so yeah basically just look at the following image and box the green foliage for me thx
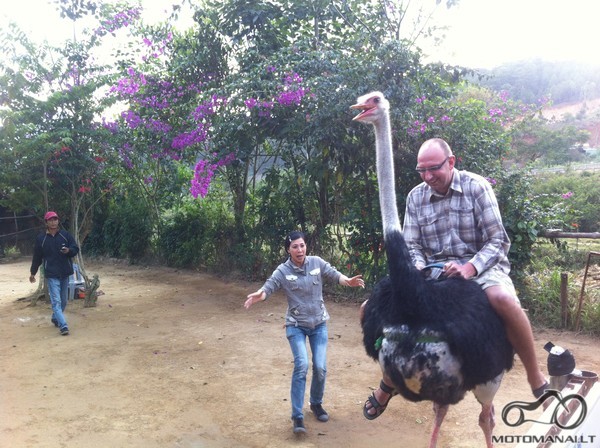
[0,2,124,254]
[343,202,388,284]
[522,269,566,328]
[511,119,591,165]
[488,166,595,281]
[161,192,236,269]
[161,201,209,268]
[3,0,599,341]
[251,168,306,261]
[87,192,153,262]
[491,170,543,279]
[531,171,600,232]
[520,242,600,335]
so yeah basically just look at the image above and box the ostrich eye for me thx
[373,97,380,104]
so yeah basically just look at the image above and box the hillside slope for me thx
[542,98,600,147]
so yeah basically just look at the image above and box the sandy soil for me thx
[1,257,599,448]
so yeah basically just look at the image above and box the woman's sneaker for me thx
[292,417,306,434]
[310,404,329,422]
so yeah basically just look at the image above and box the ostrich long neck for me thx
[374,112,401,236]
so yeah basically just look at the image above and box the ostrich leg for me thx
[479,402,496,448]
[474,374,503,448]
[429,402,449,448]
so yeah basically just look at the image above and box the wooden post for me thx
[575,251,600,331]
[560,273,568,328]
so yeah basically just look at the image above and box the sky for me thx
[424,0,600,68]
[1,0,599,69]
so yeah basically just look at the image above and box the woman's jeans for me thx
[286,322,328,419]
[47,276,69,329]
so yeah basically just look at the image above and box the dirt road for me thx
[1,257,599,447]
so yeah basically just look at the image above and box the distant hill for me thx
[472,59,600,106]
[476,58,600,149]
[542,98,600,147]
[542,98,600,121]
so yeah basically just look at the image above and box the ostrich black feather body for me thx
[362,230,514,405]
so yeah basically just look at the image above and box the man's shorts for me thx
[473,265,520,305]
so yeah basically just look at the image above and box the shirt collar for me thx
[449,168,463,193]
[286,256,307,273]
[427,168,462,200]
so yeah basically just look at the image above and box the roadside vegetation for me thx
[1,0,598,333]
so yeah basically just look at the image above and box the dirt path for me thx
[1,257,599,448]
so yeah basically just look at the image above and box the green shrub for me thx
[104,194,153,261]
[531,171,600,233]
[520,241,600,335]
[492,169,547,279]
[161,194,236,270]
[83,192,153,262]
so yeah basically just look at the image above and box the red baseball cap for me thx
[44,211,59,221]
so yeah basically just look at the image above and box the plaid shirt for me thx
[403,169,511,276]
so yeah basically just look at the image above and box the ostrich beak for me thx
[350,103,373,121]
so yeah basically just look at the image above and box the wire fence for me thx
[0,214,40,256]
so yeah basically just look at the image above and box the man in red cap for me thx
[30,211,79,335]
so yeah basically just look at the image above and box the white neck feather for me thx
[373,111,401,236]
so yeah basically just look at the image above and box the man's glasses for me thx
[415,157,449,174]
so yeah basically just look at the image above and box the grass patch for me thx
[519,239,600,335]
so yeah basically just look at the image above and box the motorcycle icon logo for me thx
[502,389,587,430]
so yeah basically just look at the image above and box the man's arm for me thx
[468,180,511,275]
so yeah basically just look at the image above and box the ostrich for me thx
[351,91,514,448]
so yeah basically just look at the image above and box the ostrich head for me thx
[350,90,400,235]
[351,91,389,123]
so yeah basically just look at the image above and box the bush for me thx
[520,241,600,335]
[531,171,600,233]
[491,169,548,279]
[83,192,153,262]
[104,194,153,261]
[161,194,236,270]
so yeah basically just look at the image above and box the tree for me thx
[2,0,557,284]
[0,2,137,286]
[512,119,591,165]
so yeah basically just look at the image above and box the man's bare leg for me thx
[485,286,547,395]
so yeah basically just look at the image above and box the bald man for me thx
[363,137,547,419]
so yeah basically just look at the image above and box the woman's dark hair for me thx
[285,231,306,252]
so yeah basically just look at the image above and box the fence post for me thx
[560,273,569,328]
[575,251,600,331]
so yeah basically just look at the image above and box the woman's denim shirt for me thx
[261,256,342,329]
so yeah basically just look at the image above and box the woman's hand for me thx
[244,290,266,309]
[341,274,365,288]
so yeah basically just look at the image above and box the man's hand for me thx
[443,262,477,280]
